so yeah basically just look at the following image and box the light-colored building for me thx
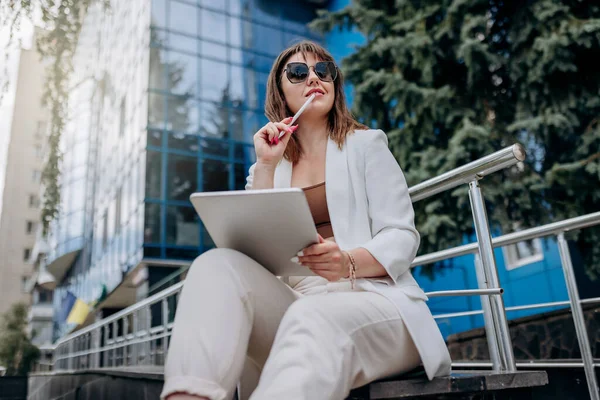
[0,45,48,318]
[26,232,55,347]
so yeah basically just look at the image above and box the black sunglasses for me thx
[282,61,338,84]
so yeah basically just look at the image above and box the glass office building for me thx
[47,0,153,339]
[145,0,322,259]
[45,0,324,339]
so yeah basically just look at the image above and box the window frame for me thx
[503,238,544,270]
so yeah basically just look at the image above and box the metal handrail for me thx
[426,288,503,298]
[433,297,600,320]
[48,145,524,351]
[409,144,525,202]
[413,211,600,267]
[453,361,600,369]
[55,280,183,346]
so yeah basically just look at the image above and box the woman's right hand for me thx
[253,117,299,168]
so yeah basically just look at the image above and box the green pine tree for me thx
[312,0,600,279]
[0,303,41,376]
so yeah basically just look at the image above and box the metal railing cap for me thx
[409,143,526,203]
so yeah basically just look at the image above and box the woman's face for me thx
[280,52,335,121]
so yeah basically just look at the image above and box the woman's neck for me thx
[295,117,329,157]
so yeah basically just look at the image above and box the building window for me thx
[203,158,229,192]
[503,238,544,270]
[167,154,197,201]
[23,248,31,261]
[115,187,122,234]
[102,211,108,250]
[26,221,36,234]
[166,205,198,246]
[144,203,161,244]
[29,194,39,208]
[32,170,41,183]
[22,276,28,293]
[38,288,53,304]
[119,96,126,137]
[145,150,162,200]
[34,144,43,158]
[35,121,47,139]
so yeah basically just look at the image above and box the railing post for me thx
[74,337,78,370]
[474,254,502,371]
[139,305,151,365]
[468,179,516,372]
[112,320,117,367]
[51,345,57,370]
[75,337,79,370]
[557,233,599,400]
[67,340,73,370]
[92,328,99,368]
[103,324,109,368]
[148,305,154,365]
[162,298,169,365]
[123,316,129,366]
[133,311,139,366]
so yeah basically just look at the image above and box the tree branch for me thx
[553,152,600,172]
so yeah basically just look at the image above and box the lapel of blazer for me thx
[273,137,351,248]
[325,136,350,249]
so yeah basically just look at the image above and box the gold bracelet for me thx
[346,251,357,289]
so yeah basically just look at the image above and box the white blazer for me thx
[246,129,451,380]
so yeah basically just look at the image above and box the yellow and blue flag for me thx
[58,291,90,325]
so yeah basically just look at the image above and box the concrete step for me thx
[28,368,548,400]
[0,376,28,400]
[348,370,548,399]
[27,369,163,400]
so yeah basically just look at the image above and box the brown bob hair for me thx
[265,40,367,164]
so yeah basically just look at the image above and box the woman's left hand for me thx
[294,235,350,282]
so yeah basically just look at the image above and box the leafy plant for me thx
[0,303,40,376]
[1,0,107,235]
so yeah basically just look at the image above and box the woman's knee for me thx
[182,248,240,285]
[197,247,244,263]
[278,296,331,333]
[184,248,270,290]
[187,248,241,272]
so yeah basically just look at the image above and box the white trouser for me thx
[160,248,420,400]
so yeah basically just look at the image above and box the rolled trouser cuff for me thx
[160,376,228,400]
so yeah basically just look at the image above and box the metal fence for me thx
[418,212,600,400]
[48,144,599,400]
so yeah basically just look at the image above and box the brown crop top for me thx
[302,182,333,239]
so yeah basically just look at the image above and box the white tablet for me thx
[189,188,319,276]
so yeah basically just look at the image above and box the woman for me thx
[162,40,451,400]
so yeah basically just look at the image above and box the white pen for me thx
[277,93,316,139]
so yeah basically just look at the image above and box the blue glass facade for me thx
[50,1,153,339]
[145,0,322,259]
[49,0,324,338]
